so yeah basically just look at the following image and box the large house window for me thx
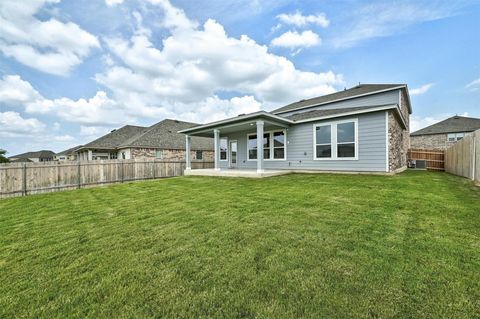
[447,133,465,142]
[248,130,286,160]
[220,138,228,160]
[196,151,203,160]
[314,119,357,160]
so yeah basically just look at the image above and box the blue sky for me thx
[1,0,479,155]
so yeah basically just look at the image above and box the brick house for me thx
[410,115,480,150]
[76,119,213,161]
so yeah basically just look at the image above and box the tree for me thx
[0,149,9,163]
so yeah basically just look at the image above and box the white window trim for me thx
[447,132,465,142]
[313,118,358,161]
[219,137,228,161]
[247,129,287,161]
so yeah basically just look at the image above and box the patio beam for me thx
[256,120,264,173]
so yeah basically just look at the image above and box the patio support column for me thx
[214,129,220,171]
[87,150,93,161]
[185,135,192,170]
[256,120,264,173]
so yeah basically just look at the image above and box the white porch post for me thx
[185,135,192,170]
[256,120,264,173]
[87,150,93,161]
[214,129,220,171]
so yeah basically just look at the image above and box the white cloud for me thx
[105,0,124,6]
[271,30,321,49]
[0,111,46,135]
[466,78,480,91]
[410,83,434,96]
[0,75,130,126]
[1,1,343,133]
[277,11,329,28]
[80,125,111,137]
[0,75,42,104]
[53,134,75,142]
[0,0,100,75]
[410,112,469,132]
[96,2,343,124]
[333,2,465,48]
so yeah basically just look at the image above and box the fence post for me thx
[77,161,81,189]
[153,160,157,179]
[22,163,27,196]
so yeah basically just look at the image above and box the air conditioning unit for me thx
[415,160,427,169]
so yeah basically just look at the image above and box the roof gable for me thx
[272,84,408,115]
[121,119,214,150]
[81,125,148,149]
[411,116,480,136]
[10,150,55,159]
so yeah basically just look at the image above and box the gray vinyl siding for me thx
[219,111,387,172]
[279,90,399,117]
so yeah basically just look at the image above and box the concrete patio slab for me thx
[184,168,290,178]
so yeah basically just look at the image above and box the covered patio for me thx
[179,111,293,177]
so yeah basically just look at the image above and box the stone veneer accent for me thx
[130,148,214,161]
[410,134,457,150]
[388,90,410,172]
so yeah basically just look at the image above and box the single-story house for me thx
[54,145,82,161]
[180,84,412,176]
[410,115,480,150]
[76,119,214,161]
[9,150,55,162]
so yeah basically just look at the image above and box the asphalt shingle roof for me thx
[81,125,148,149]
[56,145,83,156]
[120,119,214,150]
[272,84,405,114]
[10,150,55,159]
[410,116,480,136]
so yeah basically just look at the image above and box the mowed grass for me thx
[0,171,479,318]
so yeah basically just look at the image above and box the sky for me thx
[1,0,479,156]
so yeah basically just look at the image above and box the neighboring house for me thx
[180,84,412,174]
[410,115,480,150]
[55,145,82,161]
[76,119,214,161]
[9,150,55,162]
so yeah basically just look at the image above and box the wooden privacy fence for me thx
[445,129,480,185]
[0,160,214,198]
[407,149,445,171]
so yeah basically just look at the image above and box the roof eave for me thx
[273,85,407,115]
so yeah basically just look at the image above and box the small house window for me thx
[220,138,228,160]
[196,151,203,160]
[248,135,257,160]
[315,125,332,158]
[110,152,118,159]
[156,150,162,159]
[448,133,465,142]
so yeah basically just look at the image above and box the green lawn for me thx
[1,171,479,318]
